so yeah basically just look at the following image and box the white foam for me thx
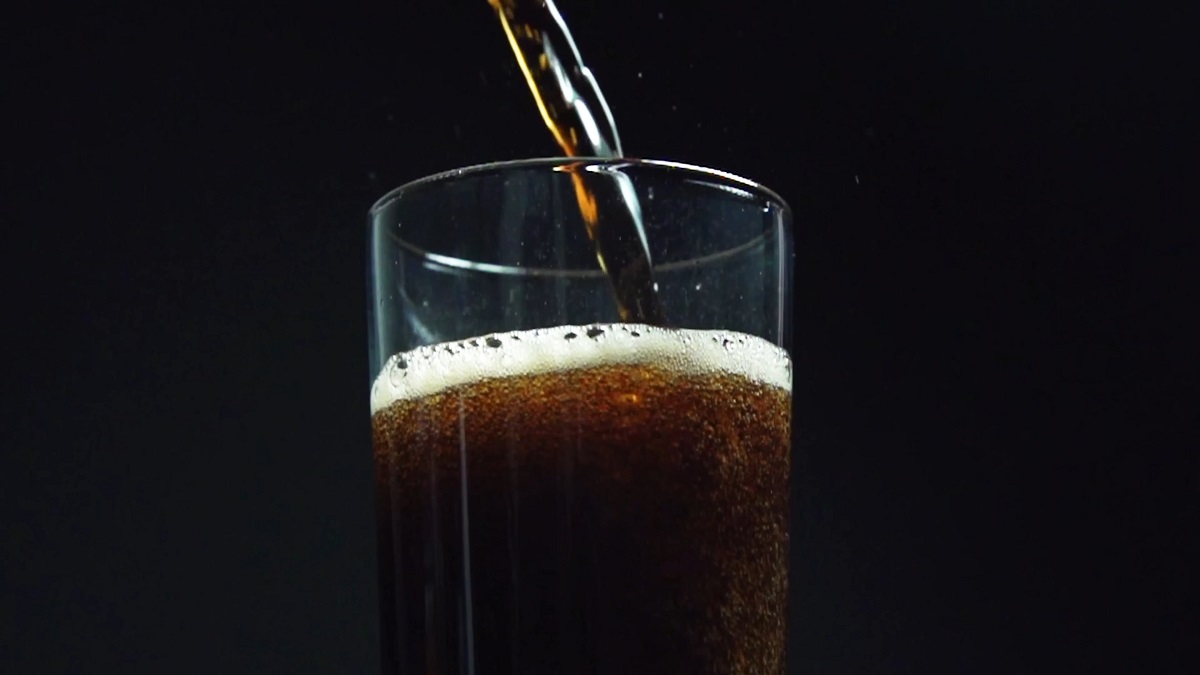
[370,324,791,414]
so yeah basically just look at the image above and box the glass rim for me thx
[369,157,791,217]
[369,157,792,279]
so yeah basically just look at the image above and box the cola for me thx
[372,324,791,674]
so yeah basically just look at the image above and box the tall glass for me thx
[367,158,794,674]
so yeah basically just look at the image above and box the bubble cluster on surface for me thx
[370,324,792,414]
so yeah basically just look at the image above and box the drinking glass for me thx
[368,158,794,674]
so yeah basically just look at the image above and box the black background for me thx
[4,0,1194,672]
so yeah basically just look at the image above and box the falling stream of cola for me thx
[487,0,667,324]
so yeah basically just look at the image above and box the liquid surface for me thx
[371,323,791,414]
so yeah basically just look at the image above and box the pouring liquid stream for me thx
[488,0,667,325]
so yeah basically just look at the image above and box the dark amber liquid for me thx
[373,348,790,674]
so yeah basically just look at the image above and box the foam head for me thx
[370,324,791,414]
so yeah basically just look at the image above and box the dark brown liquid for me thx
[487,0,667,325]
[373,341,790,674]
